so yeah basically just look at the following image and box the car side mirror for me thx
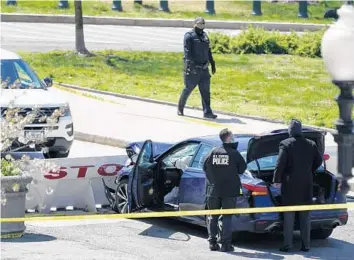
[43,77,53,87]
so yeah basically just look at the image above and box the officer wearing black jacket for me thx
[203,128,247,252]
[177,17,217,119]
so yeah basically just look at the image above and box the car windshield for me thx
[240,151,325,171]
[1,59,44,89]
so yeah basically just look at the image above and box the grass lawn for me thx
[20,50,339,128]
[1,0,340,24]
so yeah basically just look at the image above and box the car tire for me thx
[115,178,129,214]
[310,228,333,239]
[48,150,70,158]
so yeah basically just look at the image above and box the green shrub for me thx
[209,26,327,58]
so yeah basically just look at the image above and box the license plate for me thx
[25,131,44,141]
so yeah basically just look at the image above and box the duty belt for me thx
[195,63,209,70]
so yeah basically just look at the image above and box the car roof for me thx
[0,48,21,60]
[186,133,255,150]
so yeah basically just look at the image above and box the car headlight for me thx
[59,105,71,117]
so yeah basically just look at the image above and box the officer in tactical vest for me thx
[203,128,247,252]
[177,17,217,119]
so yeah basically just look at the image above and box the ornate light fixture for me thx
[321,3,354,195]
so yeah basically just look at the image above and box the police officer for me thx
[177,17,217,119]
[203,128,247,252]
[273,119,323,252]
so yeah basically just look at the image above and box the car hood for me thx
[246,129,326,163]
[0,89,68,108]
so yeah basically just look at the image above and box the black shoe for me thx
[177,109,184,116]
[209,242,220,251]
[300,245,310,252]
[220,244,234,252]
[204,113,217,119]
[279,245,292,252]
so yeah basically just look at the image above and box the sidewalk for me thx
[51,85,352,191]
[50,86,337,147]
[0,13,325,32]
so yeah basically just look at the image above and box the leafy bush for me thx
[209,26,327,58]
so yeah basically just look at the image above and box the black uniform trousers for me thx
[206,197,236,245]
[178,67,212,115]
[283,211,311,248]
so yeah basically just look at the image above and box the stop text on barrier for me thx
[44,163,124,180]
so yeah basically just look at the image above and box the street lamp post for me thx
[321,3,354,195]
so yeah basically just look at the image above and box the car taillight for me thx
[323,154,330,161]
[242,183,268,196]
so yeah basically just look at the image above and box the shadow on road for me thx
[1,232,57,243]
[137,217,353,260]
[183,114,245,125]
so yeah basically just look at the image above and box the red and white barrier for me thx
[25,155,128,213]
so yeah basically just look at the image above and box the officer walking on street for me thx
[177,17,217,119]
[203,128,247,252]
[273,119,323,252]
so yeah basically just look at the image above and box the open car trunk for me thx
[246,129,336,206]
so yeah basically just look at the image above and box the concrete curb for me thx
[58,82,336,135]
[74,131,129,148]
[0,13,327,32]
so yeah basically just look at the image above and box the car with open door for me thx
[104,128,348,240]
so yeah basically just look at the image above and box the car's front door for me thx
[178,144,213,214]
[129,140,157,212]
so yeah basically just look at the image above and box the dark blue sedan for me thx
[105,128,348,240]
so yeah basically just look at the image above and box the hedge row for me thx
[209,26,326,58]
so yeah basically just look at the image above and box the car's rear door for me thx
[129,140,158,211]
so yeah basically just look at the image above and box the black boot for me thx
[209,242,220,251]
[300,243,310,252]
[220,243,234,252]
[204,113,217,119]
[279,245,292,252]
[177,108,184,116]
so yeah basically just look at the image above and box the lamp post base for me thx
[332,80,354,195]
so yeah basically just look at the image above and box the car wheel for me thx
[311,228,333,239]
[115,179,129,214]
[48,150,70,158]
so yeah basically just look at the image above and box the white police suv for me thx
[0,48,74,158]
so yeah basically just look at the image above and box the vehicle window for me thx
[240,151,325,171]
[162,143,199,168]
[138,141,153,165]
[1,59,43,89]
[191,144,213,169]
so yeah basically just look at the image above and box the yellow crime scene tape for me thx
[1,202,354,223]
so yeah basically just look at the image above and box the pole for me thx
[58,0,69,9]
[332,80,354,195]
[112,0,123,11]
[205,0,215,15]
[6,0,17,5]
[252,0,262,16]
[298,0,308,18]
[159,0,170,12]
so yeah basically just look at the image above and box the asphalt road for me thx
[0,22,293,53]
[68,140,125,158]
[2,205,354,260]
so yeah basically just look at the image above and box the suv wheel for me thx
[115,179,129,214]
[48,151,70,158]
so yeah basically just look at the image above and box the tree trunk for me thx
[74,0,92,56]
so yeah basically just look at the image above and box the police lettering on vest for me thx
[212,154,229,165]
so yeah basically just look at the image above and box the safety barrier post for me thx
[112,0,123,11]
[298,0,308,18]
[6,0,17,5]
[58,0,69,9]
[205,0,216,15]
[252,0,263,16]
[159,0,170,12]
